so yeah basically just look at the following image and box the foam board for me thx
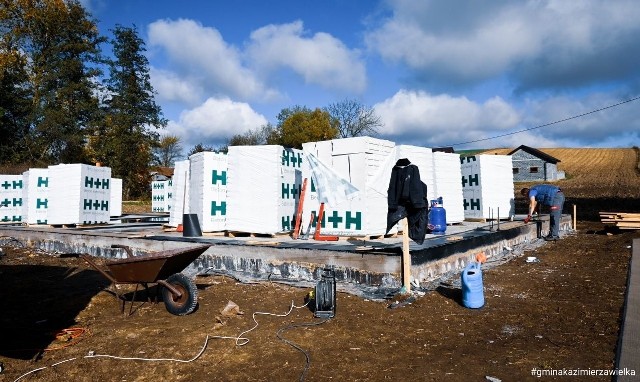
[460,154,515,219]
[188,151,228,232]
[226,145,303,234]
[47,164,111,225]
[0,175,24,223]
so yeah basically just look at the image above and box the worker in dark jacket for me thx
[521,184,564,241]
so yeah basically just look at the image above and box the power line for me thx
[448,95,640,147]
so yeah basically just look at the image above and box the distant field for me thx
[480,147,640,198]
[480,147,640,219]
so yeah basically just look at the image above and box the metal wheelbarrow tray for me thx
[82,244,211,316]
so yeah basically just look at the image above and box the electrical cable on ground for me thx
[12,299,323,382]
[276,318,330,382]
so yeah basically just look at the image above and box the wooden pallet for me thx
[599,212,640,230]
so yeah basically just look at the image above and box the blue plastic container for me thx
[461,262,485,309]
[428,197,447,234]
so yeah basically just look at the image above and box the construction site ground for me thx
[1,220,637,382]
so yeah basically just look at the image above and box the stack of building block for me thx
[460,154,515,220]
[189,151,228,232]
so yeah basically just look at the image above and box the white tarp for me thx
[461,154,515,219]
[189,151,228,232]
[226,145,303,234]
[47,164,111,225]
[22,169,49,224]
[0,175,24,223]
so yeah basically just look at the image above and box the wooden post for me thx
[402,217,411,293]
[573,204,577,231]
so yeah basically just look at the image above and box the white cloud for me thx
[147,19,278,101]
[166,97,268,148]
[374,90,520,147]
[150,68,203,105]
[366,0,640,90]
[247,21,367,93]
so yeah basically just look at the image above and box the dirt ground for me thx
[0,220,637,382]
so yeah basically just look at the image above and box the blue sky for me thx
[83,0,640,152]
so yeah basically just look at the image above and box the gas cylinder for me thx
[428,197,447,234]
[461,261,485,309]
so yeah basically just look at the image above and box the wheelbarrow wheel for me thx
[161,273,198,316]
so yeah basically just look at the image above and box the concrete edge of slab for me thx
[615,238,640,381]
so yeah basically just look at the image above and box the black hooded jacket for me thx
[386,158,428,244]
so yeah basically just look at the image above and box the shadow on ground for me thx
[0,263,108,360]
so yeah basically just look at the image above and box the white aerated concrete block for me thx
[47,164,111,225]
[110,178,123,217]
[0,175,24,223]
[168,160,190,227]
[460,154,515,219]
[22,169,49,224]
[432,152,465,223]
[189,151,228,232]
[302,137,396,236]
[226,145,303,234]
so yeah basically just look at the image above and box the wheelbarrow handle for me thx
[81,254,117,284]
[157,279,183,299]
[111,245,133,258]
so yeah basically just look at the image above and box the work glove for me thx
[524,215,531,224]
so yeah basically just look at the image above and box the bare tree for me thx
[324,99,383,138]
[153,134,183,166]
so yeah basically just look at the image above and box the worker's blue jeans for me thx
[549,192,565,238]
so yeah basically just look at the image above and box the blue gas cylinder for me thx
[428,197,447,234]
[461,262,485,309]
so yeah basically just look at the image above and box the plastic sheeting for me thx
[189,151,228,232]
[47,164,111,225]
[432,152,465,223]
[0,175,23,223]
[226,145,303,234]
[302,137,395,236]
[461,155,515,219]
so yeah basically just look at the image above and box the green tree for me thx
[269,106,339,149]
[324,98,382,138]
[1,0,105,164]
[95,25,166,199]
[153,134,183,167]
[0,49,32,164]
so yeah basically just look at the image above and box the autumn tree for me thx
[95,25,166,199]
[153,134,183,167]
[324,98,382,138]
[1,0,105,164]
[268,106,339,149]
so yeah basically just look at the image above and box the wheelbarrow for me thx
[81,244,211,316]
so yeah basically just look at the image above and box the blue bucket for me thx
[461,262,484,308]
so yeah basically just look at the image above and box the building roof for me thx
[150,166,174,178]
[507,145,561,164]
[432,146,455,153]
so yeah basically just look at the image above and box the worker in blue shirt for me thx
[520,184,565,241]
